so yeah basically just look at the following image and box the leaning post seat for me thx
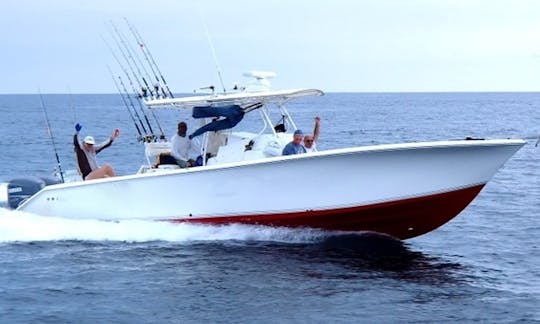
[144,142,172,166]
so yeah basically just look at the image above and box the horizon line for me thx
[2,90,540,95]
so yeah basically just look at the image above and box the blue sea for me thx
[0,93,539,323]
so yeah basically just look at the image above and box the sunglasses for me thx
[305,140,314,143]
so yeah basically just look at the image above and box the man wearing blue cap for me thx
[282,129,307,155]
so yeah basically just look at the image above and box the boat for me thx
[0,73,525,239]
[0,20,527,239]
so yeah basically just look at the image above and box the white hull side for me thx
[17,139,525,221]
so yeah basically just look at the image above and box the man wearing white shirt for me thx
[170,121,193,168]
[303,116,320,153]
[188,136,203,166]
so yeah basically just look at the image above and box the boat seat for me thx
[157,153,177,165]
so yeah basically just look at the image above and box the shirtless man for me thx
[74,123,120,180]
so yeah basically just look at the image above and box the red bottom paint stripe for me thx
[169,184,485,240]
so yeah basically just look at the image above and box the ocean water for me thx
[0,93,538,323]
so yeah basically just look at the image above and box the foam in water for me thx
[0,208,327,244]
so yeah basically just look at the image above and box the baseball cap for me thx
[293,129,303,136]
[83,136,95,145]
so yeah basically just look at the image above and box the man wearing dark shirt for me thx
[74,123,120,180]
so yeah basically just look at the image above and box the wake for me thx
[0,208,327,244]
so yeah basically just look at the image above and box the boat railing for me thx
[277,102,297,131]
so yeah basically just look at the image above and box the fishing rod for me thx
[101,35,146,98]
[107,65,143,141]
[146,104,166,140]
[116,63,164,140]
[104,59,149,137]
[110,21,155,100]
[109,22,166,139]
[102,34,156,138]
[124,19,164,98]
[131,87,156,140]
[125,17,174,98]
[38,91,64,183]
[120,23,157,99]
[117,74,149,136]
[108,28,152,99]
[106,31,158,136]
[105,21,166,140]
[117,75,156,142]
[126,80,157,140]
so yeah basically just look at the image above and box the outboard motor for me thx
[0,176,61,209]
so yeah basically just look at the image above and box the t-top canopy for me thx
[144,88,324,109]
[189,105,247,139]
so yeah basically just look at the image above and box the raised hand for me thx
[75,123,82,132]
[112,128,121,140]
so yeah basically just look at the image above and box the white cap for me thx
[83,136,95,145]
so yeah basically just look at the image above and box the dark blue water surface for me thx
[0,93,539,323]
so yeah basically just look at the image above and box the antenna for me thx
[198,9,227,94]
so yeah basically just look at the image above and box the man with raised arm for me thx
[303,116,320,153]
[74,123,120,180]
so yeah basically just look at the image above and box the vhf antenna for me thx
[198,8,227,94]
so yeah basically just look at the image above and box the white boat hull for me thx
[16,139,525,239]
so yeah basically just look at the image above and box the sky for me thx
[1,0,540,93]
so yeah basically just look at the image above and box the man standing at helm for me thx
[74,123,120,180]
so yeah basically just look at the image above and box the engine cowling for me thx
[0,176,60,209]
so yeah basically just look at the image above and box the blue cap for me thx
[294,129,304,136]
